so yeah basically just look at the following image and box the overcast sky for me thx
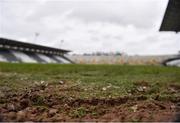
[0,0,180,55]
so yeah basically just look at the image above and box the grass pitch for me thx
[0,63,180,98]
[0,63,180,121]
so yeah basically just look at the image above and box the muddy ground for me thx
[0,83,180,122]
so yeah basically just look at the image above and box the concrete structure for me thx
[160,0,180,67]
[0,37,73,64]
[67,54,176,65]
[160,0,180,32]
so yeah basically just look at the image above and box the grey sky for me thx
[0,0,180,55]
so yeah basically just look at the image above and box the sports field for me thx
[0,63,180,121]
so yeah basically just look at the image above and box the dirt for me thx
[168,84,180,93]
[0,83,179,122]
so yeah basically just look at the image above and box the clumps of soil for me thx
[97,101,177,122]
[0,83,179,122]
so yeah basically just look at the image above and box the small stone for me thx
[128,93,132,96]
[137,86,144,92]
[64,104,69,109]
[48,109,58,117]
[40,81,45,84]
[131,105,138,112]
[107,85,111,89]
[143,86,147,89]
[102,87,107,91]
[59,81,64,84]
[16,111,26,121]
[170,105,176,109]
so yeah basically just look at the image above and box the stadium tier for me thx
[160,0,180,67]
[0,37,73,64]
[160,0,180,32]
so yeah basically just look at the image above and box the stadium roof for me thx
[0,37,70,55]
[160,0,180,32]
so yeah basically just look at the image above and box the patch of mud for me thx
[0,83,179,122]
[97,101,176,122]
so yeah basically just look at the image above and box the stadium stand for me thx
[0,37,73,64]
[160,0,180,67]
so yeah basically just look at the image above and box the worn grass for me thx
[0,62,180,99]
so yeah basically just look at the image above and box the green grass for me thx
[0,62,180,99]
